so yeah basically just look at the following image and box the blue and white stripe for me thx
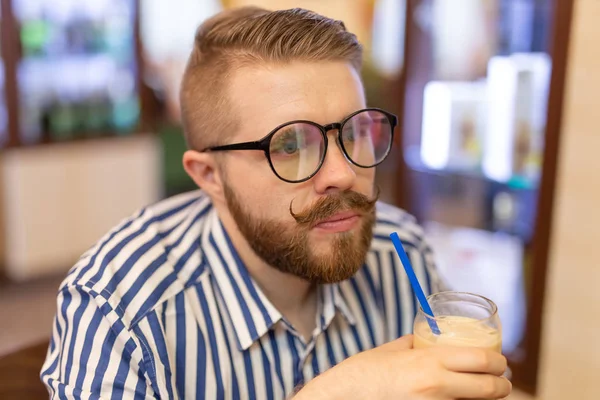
[41,190,442,399]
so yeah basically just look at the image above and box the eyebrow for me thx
[271,126,303,143]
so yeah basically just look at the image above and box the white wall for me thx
[0,135,162,281]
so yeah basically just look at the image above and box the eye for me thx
[282,139,298,154]
[345,123,370,142]
[271,129,302,156]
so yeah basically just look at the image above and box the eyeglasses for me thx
[202,108,397,183]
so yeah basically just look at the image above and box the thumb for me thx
[382,334,414,351]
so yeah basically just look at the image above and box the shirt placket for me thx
[283,287,329,387]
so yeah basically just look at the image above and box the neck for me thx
[215,205,318,333]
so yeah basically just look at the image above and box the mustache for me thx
[289,187,380,227]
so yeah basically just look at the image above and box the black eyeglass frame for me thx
[201,107,398,183]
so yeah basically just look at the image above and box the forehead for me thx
[227,61,366,140]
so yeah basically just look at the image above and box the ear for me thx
[183,150,226,203]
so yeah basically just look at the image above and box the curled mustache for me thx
[289,187,380,227]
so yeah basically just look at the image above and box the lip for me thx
[317,211,359,224]
[313,211,361,233]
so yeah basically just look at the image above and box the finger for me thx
[436,347,507,376]
[380,334,414,351]
[443,372,512,399]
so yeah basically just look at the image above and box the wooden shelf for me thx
[0,0,145,149]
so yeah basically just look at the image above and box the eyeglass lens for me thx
[268,110,393,182]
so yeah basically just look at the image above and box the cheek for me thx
[225,151,276,185]
[362,168,376,181]
[353,167,376,191]
[226,159,314,220]
[229,177,293,219]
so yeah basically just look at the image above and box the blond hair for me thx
[180,7,363,150]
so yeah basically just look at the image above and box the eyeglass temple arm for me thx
[202,141,264,152]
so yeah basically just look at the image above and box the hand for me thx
[294,335,512,399]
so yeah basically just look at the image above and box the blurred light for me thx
[421,82,452,170]
[371,0,405,77]
[140,0,222,64]
[494,191,516,223]
[484,57,518,182]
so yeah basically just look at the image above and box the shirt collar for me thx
[202,208,356,351]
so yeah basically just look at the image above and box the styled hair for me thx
[180,7,363,150]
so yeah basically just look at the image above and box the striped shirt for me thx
[41,190,442,399]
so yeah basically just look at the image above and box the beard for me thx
[223,183,378,284]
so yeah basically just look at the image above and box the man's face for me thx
[219,61,377,283]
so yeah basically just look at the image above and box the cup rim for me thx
[418,291,499,323]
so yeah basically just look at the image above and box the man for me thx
[41,7,511,400]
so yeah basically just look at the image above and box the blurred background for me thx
[0,0,596,399]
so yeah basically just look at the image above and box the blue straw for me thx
[389,232,441,335]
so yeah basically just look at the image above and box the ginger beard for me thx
[223,183,378,284]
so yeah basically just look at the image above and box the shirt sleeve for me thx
[40,285,156,400]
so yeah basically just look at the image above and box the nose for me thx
[312,134,356,195]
